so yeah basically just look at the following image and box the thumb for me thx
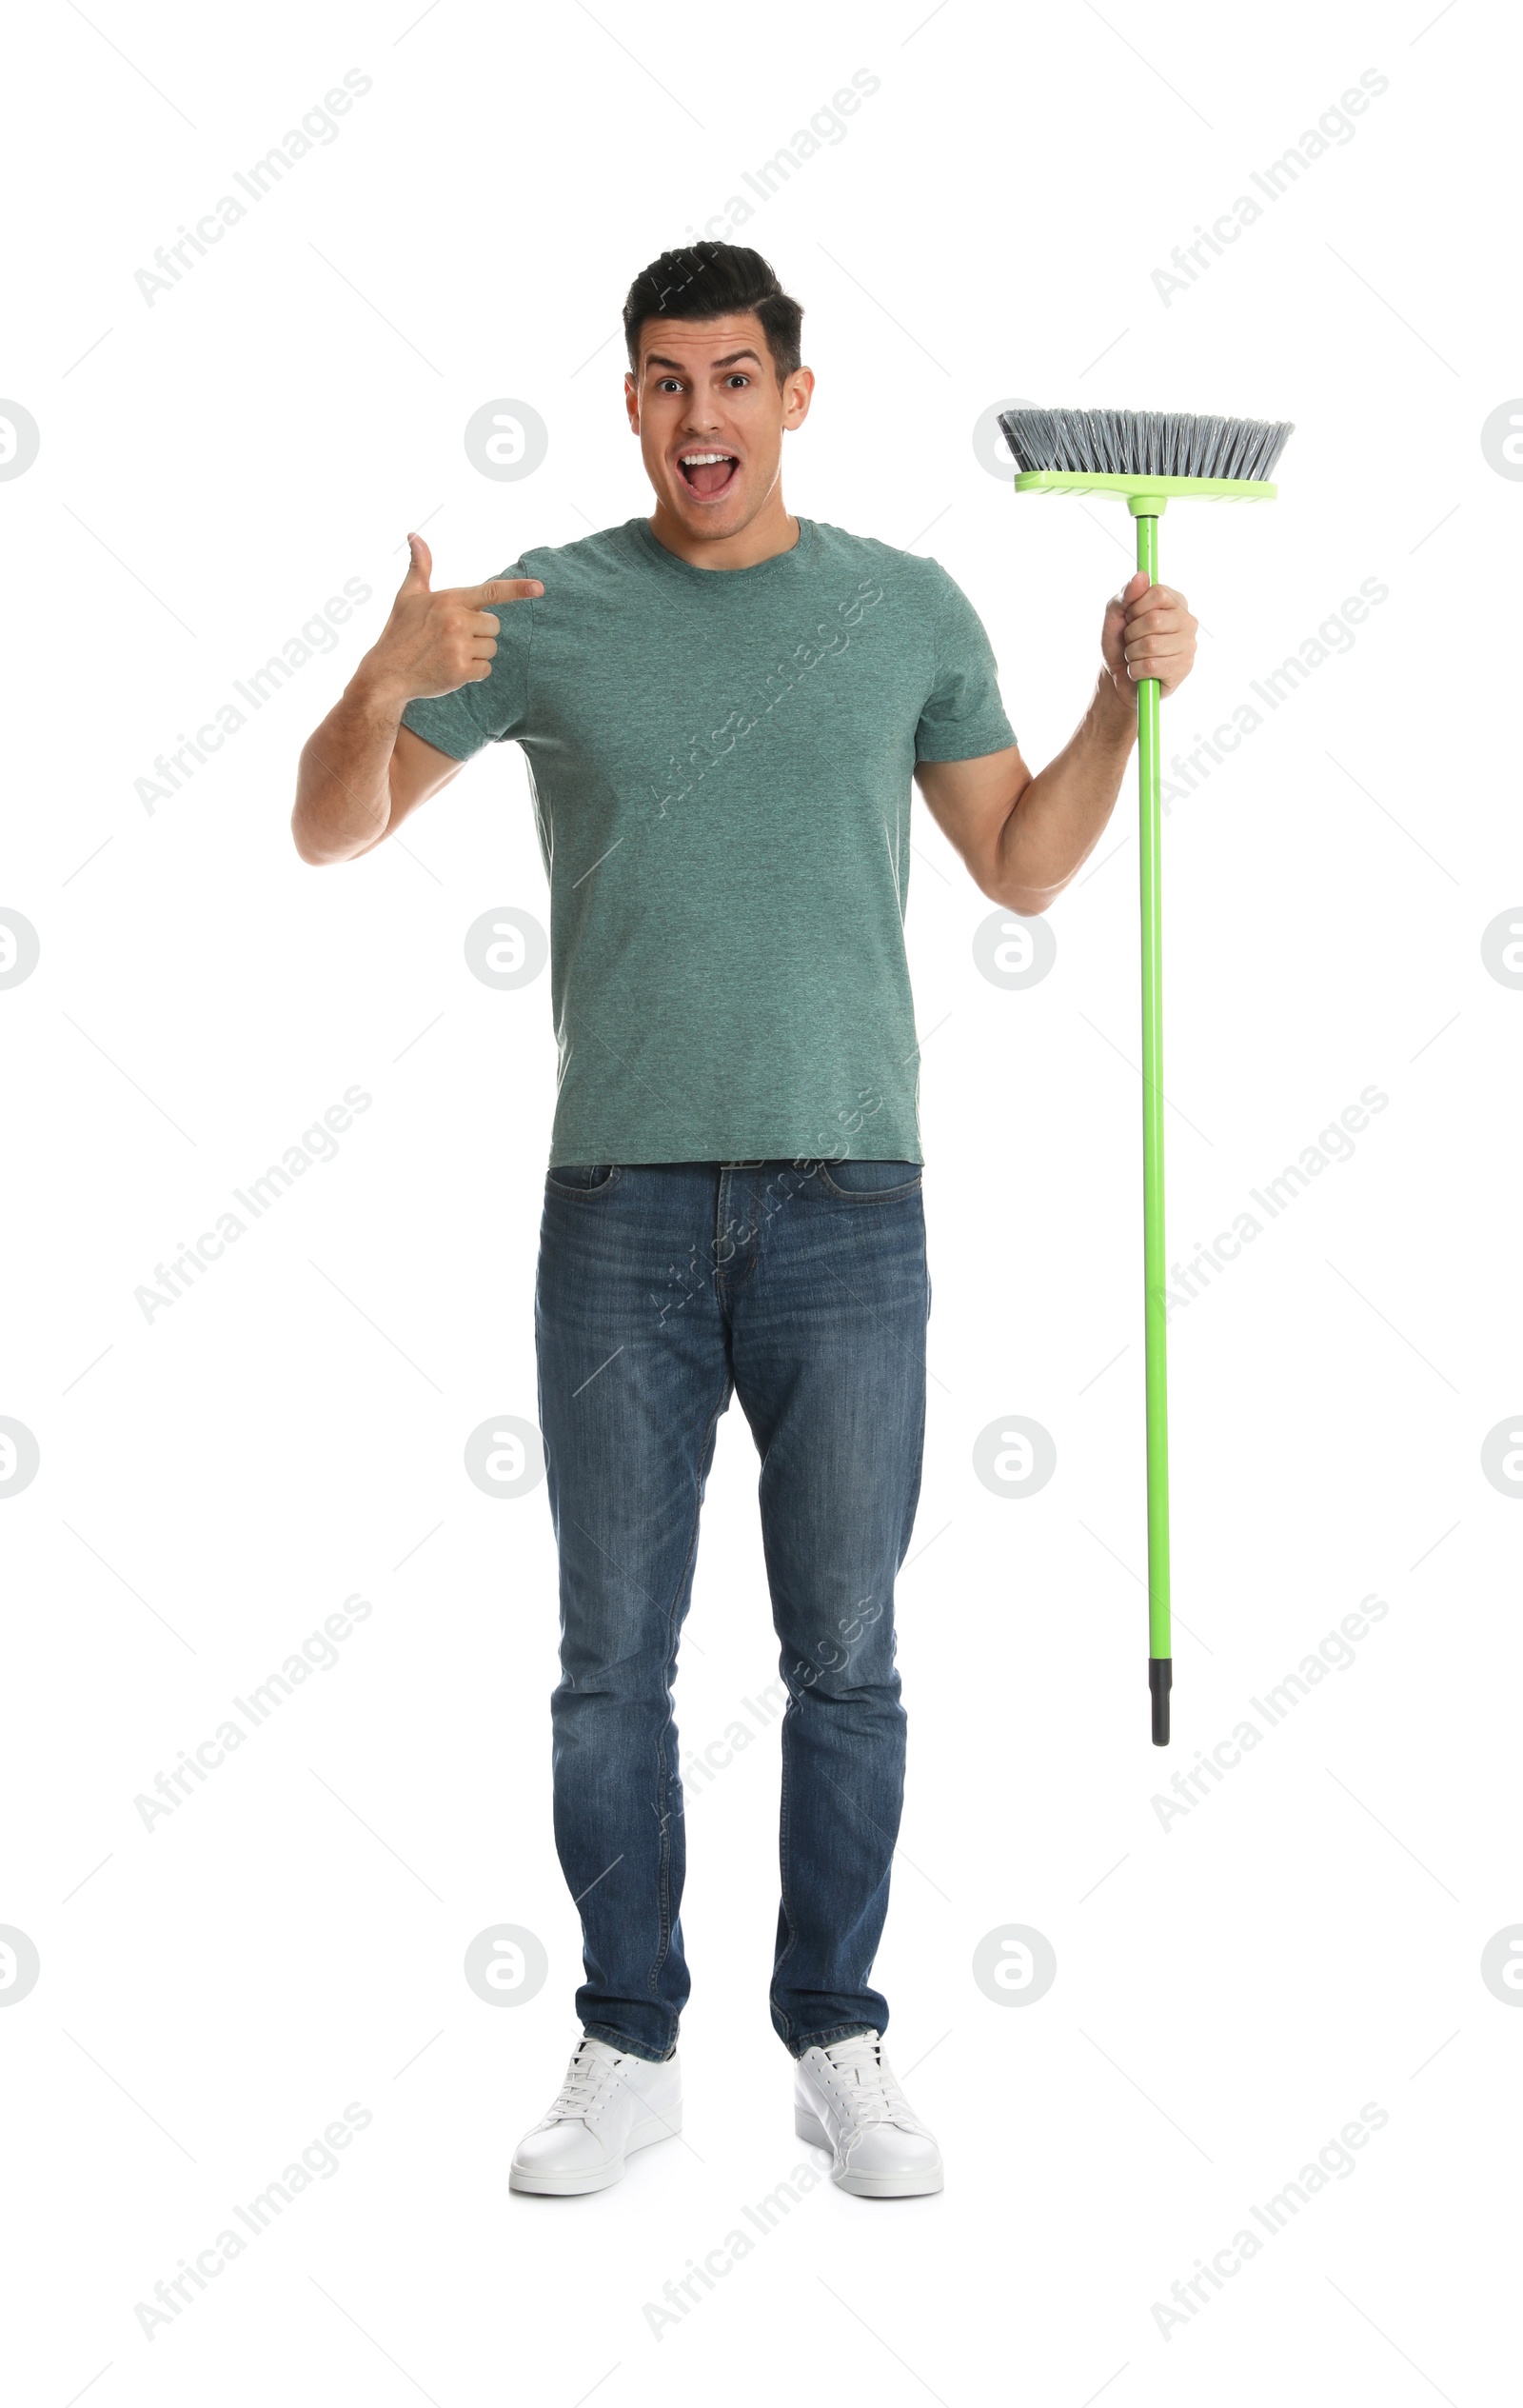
[399,532,432,595]
[1117,568,1151,607]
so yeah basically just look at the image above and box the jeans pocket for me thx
[545,1164,622,1199]
[816,1159,922,1203]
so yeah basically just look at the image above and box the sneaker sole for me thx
[794,2103,944,2198]
[509,2105,682,2197]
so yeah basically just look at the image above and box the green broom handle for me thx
[1134,507,1173,1746]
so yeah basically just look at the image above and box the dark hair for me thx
[623,242,803,384]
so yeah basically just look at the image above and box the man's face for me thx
[624,311,813,541]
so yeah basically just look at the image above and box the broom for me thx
[997,407,1294,1745]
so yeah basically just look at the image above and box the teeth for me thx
[681,452,735,466]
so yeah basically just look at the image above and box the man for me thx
[292,242,1197,2200]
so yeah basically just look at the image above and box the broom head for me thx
[998,406,1293,511]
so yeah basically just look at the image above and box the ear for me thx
[623,371,640,435]
[782,365,815,431]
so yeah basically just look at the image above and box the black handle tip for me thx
[1149,1657,1172,1747]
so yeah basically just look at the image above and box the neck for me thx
[646,487,800,571]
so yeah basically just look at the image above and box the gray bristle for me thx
[998,406,1294,483]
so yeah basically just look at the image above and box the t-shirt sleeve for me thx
[914,567,1017,763]
[400,563,535,761]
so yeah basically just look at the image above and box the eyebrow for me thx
[643,348,765,373]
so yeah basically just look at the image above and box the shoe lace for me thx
[820,2035,924,2133]
[545,2040,623,2126]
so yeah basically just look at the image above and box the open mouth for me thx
[677,450,740,499]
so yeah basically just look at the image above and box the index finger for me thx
[1125,596,1193,625]
[469,576,544,607]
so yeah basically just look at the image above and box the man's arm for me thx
[294,694,466,866]
[291,533,543,866]
[915,570,1197,914]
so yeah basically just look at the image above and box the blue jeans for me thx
[535,1159,928,2062]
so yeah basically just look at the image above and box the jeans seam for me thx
[770,1677,802,2043]
[646,1383,729,2003]
[544,1164,625,1201]
[814,1164,922,1203]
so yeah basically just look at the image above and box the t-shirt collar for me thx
[631,513,813,585]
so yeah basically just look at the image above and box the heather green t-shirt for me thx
[403,515,1015,1165]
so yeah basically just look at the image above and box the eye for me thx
[657,377,682,392]
[726,373,751,388]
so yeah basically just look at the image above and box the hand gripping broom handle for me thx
[1134,504,1172,1746]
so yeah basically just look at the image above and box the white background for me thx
[2,1,1516,2400]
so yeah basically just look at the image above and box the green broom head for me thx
[998,406,1293,513]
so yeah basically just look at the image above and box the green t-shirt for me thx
[402,515,1015,1165]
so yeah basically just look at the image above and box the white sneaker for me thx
[509,2036,682,2196]
[794,2033,944,2197]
